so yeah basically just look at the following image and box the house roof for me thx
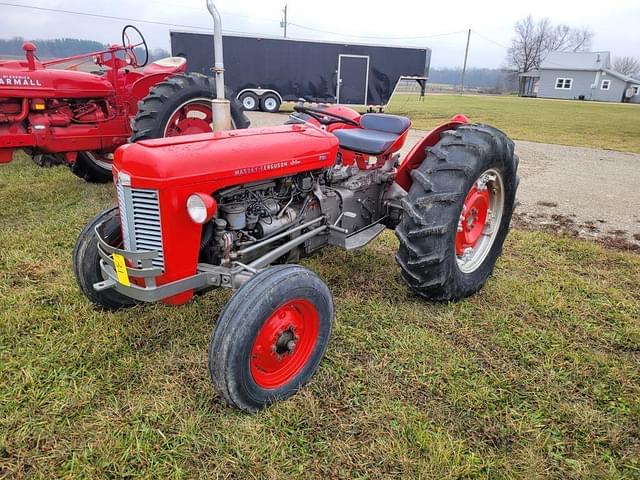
[602,68,640,84]
[540,51,611,70]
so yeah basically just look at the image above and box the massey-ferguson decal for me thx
[0,74,42,87]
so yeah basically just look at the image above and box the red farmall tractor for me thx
[73,1,519,412]
[0,25,247,182]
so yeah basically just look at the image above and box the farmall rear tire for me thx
[395,124,518,301]
[130,72,249,142]
[72,207,138,311]
[208,265,333,412]
[70,151,113,183]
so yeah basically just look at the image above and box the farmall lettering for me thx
[0,74,42,87]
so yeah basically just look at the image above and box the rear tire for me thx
[70,151,113,183]
[395,124,518,301]
[260,93,281,113]
[130,72,249,142]
[72,207,138,310]
[208,265,333,412]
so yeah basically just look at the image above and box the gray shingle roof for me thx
[540,51,611,70]
[602,68,640,84]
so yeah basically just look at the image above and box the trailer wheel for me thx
[130,72,249,142]
[208,265,333,412]
[70,151,113,183]
[239,91,259,111]
[395,124,518,301]
[260,93,281,113]
[73,207,138,310]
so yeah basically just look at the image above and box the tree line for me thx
[0,37,169,62]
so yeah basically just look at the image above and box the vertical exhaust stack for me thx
[206,0,232,131]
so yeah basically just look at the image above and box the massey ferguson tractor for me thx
[0,25,247,182]
[73,1,519,412]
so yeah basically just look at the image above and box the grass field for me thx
[386,94,640,153]
[2,153,640,478]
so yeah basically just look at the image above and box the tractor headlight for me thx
[187,193,216,224]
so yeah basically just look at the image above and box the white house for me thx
[520,51,640,103]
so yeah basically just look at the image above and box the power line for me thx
[288,22,468,40]
[472,30,509,50]
[1,1,471,46]
[0,2,254,34]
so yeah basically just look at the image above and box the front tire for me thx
[395,124,519,301]
[70,151,113,183]
[72,207,138,310]
[208,265,333,412]
[130,72,250,142]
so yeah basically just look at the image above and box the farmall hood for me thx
[0,64,113,98]
[114,124,339,191]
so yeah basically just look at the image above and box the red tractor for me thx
[0,25,247,182]
[73,2,519,412]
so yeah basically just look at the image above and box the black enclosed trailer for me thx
[170,31,430,112]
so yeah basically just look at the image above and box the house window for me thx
[555,78,573,89]
[601,79,611,90]
[633,86,640,96]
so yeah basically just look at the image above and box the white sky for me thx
[1,0,638,68]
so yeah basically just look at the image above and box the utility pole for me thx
[281,4,288,38]
[460,28,471,94]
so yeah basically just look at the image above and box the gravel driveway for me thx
[247,111,640,248]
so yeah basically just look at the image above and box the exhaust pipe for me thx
[206,0,232,131]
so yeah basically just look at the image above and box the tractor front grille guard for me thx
[93,221,207,302]
[91,216,333,303]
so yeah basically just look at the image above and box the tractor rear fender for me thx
[129,72,181,109]
[394,114,468,191]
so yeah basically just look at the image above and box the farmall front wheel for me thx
[208,265,333,412]
[130,72,249,142]
[70,151,113,183]
[395,124,519,301]
[72,207,138,310]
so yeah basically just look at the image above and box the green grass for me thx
[2,154,640,478]
[386,94,640,153]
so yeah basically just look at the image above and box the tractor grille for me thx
[117,182,164,270]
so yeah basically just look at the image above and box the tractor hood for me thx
[0,65,113,98]
[114,124,339,191]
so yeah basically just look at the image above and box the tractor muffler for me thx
[206,0,232,131]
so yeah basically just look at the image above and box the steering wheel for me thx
[293,103,359,126]
[121,24,148,68]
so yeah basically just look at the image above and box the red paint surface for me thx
[250,299,320,389]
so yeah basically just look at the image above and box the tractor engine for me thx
[207,161,396,266]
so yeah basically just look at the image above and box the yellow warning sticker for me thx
[112,253,130,286]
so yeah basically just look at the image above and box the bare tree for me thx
[613,56,640,77]
[507,15,594,94]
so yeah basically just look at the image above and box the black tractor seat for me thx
[333,113,411,156]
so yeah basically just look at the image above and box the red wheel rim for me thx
[455,185,490,255]
[164,100,213,137]
[250,299,320,389]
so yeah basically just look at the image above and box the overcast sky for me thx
[1,0,638,68]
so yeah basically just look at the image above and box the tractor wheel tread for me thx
[414,192,462,206]
[409,169,433,192]
[407,224,449,237]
